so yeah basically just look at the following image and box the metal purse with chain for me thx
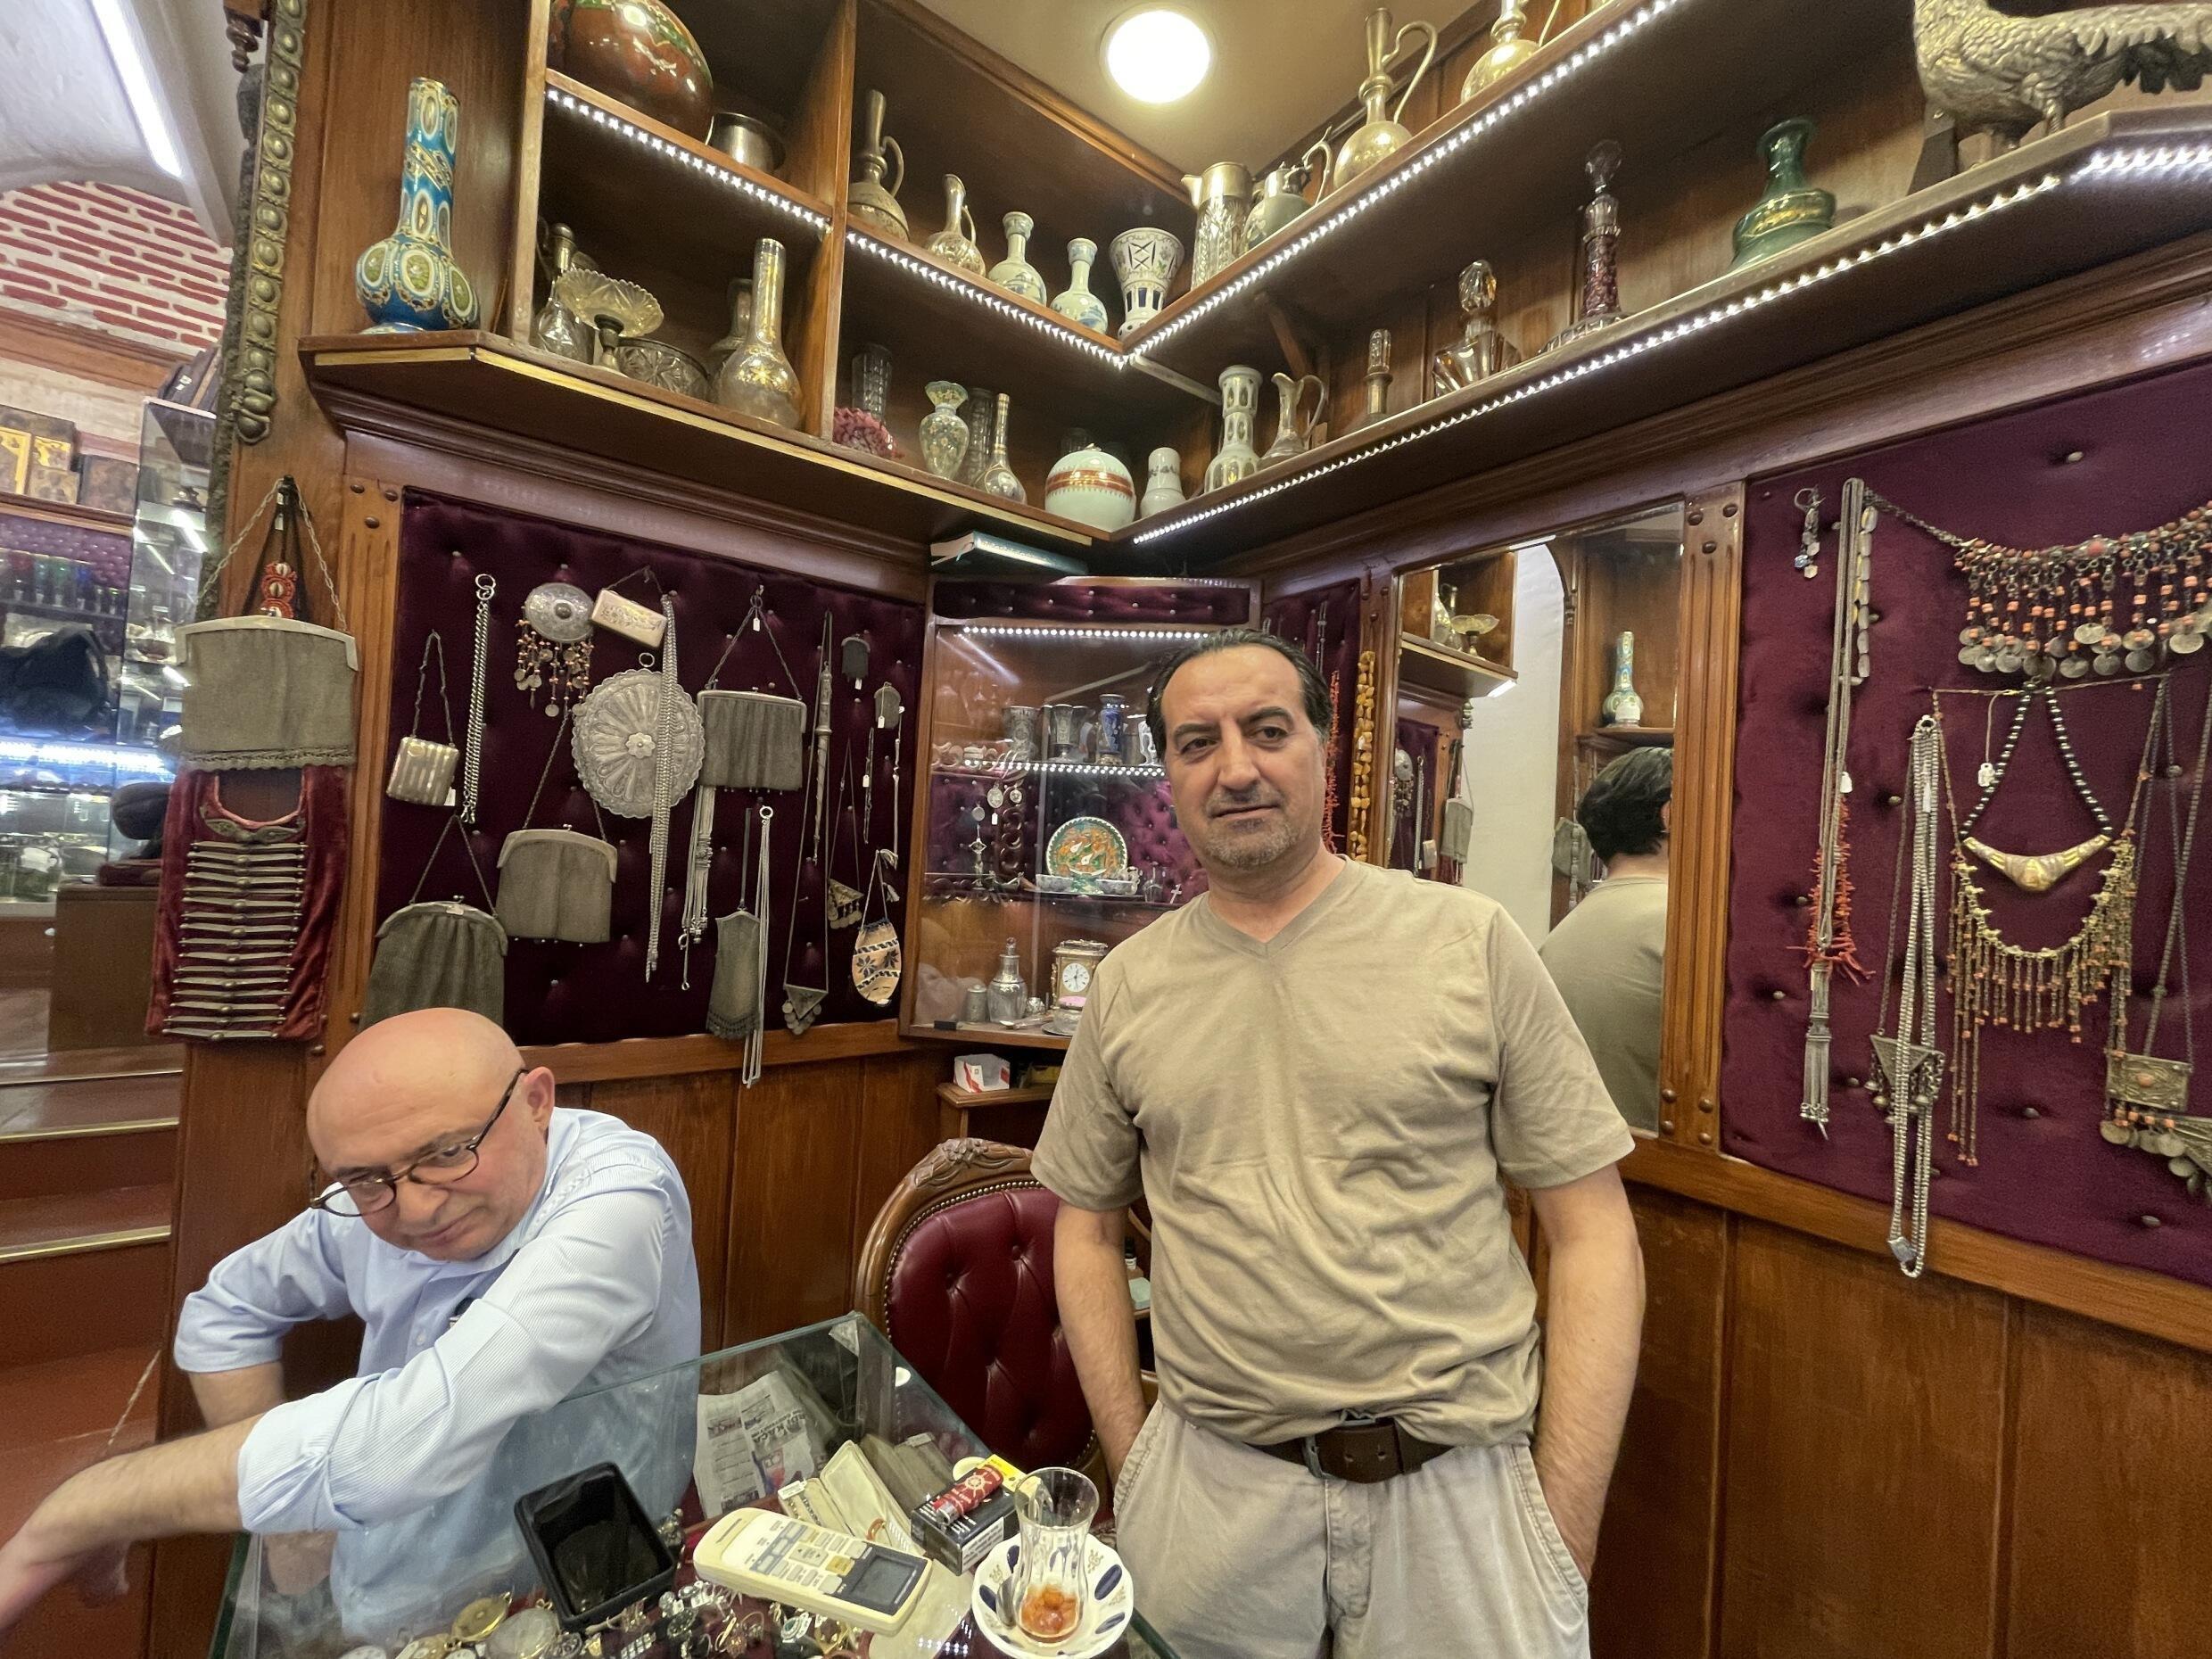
[364,815,507,1028]
[498,712,620,945]
[388,631,461,807]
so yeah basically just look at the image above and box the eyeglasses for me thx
[310,1068,526,1218]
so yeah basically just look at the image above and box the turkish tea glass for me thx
[1013,1465,1098,1644]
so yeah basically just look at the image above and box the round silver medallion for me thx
[1957,645,1983,667]
[2171,629,2205,655]
[2125,648,2157,673]
[2059,654,2091,677]
[2093,651,2121,675]
[1994,648,2024,674]
[1974,648,2000,673]
[522,582,594,643]
[2074,620,2105,645]
[573,668,704,817]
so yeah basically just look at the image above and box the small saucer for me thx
[969,1534,1133,1659]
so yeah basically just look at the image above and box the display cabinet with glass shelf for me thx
[899,580,1255,1049]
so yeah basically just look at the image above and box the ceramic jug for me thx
[1140,447,1186,518]
[1729,119,1834,270]
[1183,161,1252,287]
[547,0,714,137]
[848,89,907,239]
[1335,9,1439,191]
[1203,365,1263,493]
[1459,0,1540,103]
[713,237,801,429]
[1601,631,1644,727]
[979,392,1024,502]
[1108,227,1183,338]
[926,176,986,275]
[987,210,1048,301]
[355,78,481,332]
[920,381,970,479]
[1244,142,1332,255]
[1045,436,1135,532]
[531,222,591,362]
[1052,238,1111,332]
[1261,371,1326,466]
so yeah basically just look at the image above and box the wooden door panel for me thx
[1719,1222,2007,1659]
[725,1057,865,1342]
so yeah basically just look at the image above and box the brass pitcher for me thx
[925,175,986,275]
[1244,141,1333,256]
[1182,161,1252,287]
[1459,0,1543,104]
[1336,8,1438,191]
[848,89,907,241]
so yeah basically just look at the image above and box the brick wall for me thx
[0,182,226,356]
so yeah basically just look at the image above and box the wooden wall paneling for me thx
[504,0,554,342]
[317,475,403,1058]
[793,0,856,440]
[588,1071,740,1350]
[1718,1221,2009,1659]
[2004,1302,2212,1659]
[848,1048,947,1265]
[1661,483,1742,1150]
[1589,1186,1727,1659]
[149,1044,311,1659]
[725,1057,867,1341]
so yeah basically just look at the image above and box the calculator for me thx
[691,1507,930,1633]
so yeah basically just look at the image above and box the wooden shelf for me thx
[912,1021,1070,1052]
[0,498,132,536]
[837,228,1210,502]
[1127,106,2212,562]
[299,331,1116,552]
[1398,631,1515,701]
[1122,0,1896,379]
[936,1082,1054,1110]
[1578,725,1674,747]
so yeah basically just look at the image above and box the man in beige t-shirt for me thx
[1540,747,1671,1131]
[1035,631,1645,1659]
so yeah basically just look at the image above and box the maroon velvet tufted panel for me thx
[377,492,922,1045]
[1725,360,2212,1285]
[884,1181,1093,1472]
[1388,715,1443,873]
[932,579,1253,625]
[1262,578,1364,849]
[0,508,132,587]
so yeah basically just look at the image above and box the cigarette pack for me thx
[908,1484,1015,1574]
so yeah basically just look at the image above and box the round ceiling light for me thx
[1102,7,1213,104]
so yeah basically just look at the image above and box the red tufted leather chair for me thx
[854,1139,1143,1482]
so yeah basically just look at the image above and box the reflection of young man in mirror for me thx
[1539,748,1672,1134]
[0,1009,700,1642]
[1036,630,1644,1659]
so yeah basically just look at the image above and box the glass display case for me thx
[898,580,1258,1049]
[116,399,211,763]
[209,1314,1181,1658]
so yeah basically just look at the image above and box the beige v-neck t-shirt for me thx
[1034,858,1632,1448]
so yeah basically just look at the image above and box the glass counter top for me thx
[209,1314,1176,1659]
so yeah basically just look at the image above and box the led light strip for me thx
[845,230,1123,366]
[545,87,830,233]
[1032,760,1167,778]
[953,624,1216,640]
[0,738,171,773]
[1134,165,2077,543]
[1128,0,1690,356]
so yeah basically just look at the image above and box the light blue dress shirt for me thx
[173,1106,703,1640]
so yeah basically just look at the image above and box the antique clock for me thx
[1048,938,1110,1011]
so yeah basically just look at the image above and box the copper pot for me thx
[548,0,714,140]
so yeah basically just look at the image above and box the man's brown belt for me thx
[1255,1419,1452,1484]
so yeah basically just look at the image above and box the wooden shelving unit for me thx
[1398,631,1515,702]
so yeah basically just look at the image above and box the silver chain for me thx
[462,574,494,826]
[644,593,680,980]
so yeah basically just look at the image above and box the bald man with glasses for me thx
[0,1007,700,1640]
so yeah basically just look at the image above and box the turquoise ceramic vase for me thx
[354,78,480,334]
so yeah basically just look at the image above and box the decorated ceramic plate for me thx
[970,1533,1134,1659]
[1045,816,1128,887]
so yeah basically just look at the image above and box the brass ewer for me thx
[1335,7,1439,191]
[1460,0,1546,103]
[848,88,907,241]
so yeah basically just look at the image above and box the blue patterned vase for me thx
[354,78,480,333]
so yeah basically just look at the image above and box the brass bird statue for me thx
[1916,0,2212,145]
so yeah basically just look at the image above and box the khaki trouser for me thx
[1114,1406,1591,1659]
